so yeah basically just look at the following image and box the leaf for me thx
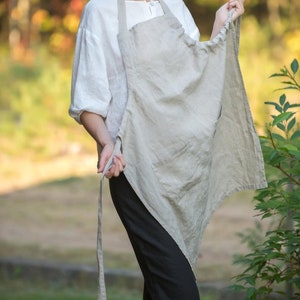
[271,133,285,142]
[270,68,288,78]
[266,251,282,260]
[287,117,296,132]
[276,123,286,131]
[281,86,298,90]
[283,101,290,112]
[291,58,299,74]
[247,287,256,299]
[291,130,300,141]
[265,101,282,112]
[268,149,279,161]
[268,150,285,165]
[230,284,245,291]
[270,73,286,78]
[262,212,273,219]
[279,94,286,106]
[245,277,256,286]
[289,150,300,160]
[281,81,296,85]
[259,135,269,140]
[279,144,298,152]
[289,103,300,108]
[286,112,295,121]
[272,112,293,126]
[274,86,299,92]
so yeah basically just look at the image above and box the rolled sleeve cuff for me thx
[69,103,108,124]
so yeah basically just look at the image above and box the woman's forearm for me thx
[80,111,113,148]
[210,18,224,40]
[80,111,125,176]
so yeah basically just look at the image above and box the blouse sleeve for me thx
[167,0,200,41]
[69,23,112,124]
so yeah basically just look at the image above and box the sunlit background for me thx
[0,0,299,299]
[0,0,299,191]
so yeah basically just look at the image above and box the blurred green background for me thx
[0,0,299,190]
[0,0,299,299]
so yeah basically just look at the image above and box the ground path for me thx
[0,153,257,282]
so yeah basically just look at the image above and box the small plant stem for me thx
[284,66,300,89]
[285,184,294,299]
[275,165,300,186]
[268,129,277,149]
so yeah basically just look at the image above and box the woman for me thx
[70,1,266,299]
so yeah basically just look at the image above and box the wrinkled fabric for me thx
[117,0,267,266]
[69,0,199,140]
[119,0,266,265]
[96,0,267,299]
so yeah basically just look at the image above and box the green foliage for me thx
[0,47,92,160]
[231,59,300,299]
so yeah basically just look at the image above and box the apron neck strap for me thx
[118,0,127,36]
[158,0,171,15]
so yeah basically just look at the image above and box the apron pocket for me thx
[151,140,204,202]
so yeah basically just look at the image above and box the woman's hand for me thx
[97,143,126,179]
[229,0,245,21]
[211,0,245,39]
[217,0,245,24]
[80,111,126,179]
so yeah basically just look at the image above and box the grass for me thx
[0,174,256,282]
[0,277,218,300]
[0,277,141,300]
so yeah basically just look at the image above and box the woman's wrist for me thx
[80,111,113,148]
[210,17,223,39]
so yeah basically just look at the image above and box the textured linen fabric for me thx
[69,0,199,139]
[71,1,267,300]
[115,0,267,289]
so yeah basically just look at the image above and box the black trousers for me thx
[109,173,200,300]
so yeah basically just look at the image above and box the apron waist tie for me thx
[97,138,122,300]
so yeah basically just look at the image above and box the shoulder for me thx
[163,0,187,9]
[79,0,118,29]
[84,0,117,11]
[163,0,193,19]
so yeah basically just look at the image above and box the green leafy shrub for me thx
[232,59,300,299]
[0,47,93,160]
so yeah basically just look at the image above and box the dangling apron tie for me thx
[97,138,121,300]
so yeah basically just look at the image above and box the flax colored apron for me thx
[97,1,267,299]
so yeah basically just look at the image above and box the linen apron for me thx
[97,1,267,299]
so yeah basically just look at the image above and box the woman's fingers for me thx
[228,0,245,19]
[116,154,126,168]
[97,143,114,173]
[104,155,126,179]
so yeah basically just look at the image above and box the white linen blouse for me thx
[69,0,200,140]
